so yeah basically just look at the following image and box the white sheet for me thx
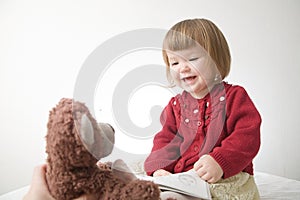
[255,172,300,200]
[0,186,29,200]
[1,172,299,200]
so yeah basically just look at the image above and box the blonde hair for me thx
[162,18,231,84]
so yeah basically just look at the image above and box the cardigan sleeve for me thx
[144,97,183,176]
[209,86,262,178]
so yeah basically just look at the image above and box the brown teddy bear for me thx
[45,98,161,200]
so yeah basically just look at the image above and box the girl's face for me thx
[166,45,218,99]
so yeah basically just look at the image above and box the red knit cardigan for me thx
[144,82,261,179]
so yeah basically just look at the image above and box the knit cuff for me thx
[144,159,176,176]
[209,151,232,179]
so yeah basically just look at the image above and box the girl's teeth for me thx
[185,76,195,81]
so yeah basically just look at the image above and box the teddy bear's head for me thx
[46,98,115,167]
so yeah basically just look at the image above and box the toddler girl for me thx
[144,18,261,200]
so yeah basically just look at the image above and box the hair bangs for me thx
[163,28,198,51]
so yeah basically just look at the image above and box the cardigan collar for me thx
[180,81,229,104]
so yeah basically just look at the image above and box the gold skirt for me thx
[210,172,260,200]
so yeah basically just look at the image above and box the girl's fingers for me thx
[193,159,203,171]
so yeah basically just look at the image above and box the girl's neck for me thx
[190,89,209,99]
[189,82,220,99]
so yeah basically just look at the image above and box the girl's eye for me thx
[189,57,199,62]
[170,62,179,66]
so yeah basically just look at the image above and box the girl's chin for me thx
[182,82,201,92]
[184,87,198,94]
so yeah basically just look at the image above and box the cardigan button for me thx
[176,162,182,168]
[193,109,199,114]
[220,96,225,101]
[173,100,176,106]
[185,118,190,123]
[197,121,201,126]
[194,145,199,152]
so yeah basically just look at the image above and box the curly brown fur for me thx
[45,98,160,200]
[98,159,161,200]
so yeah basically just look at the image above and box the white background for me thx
[1,0,299,195]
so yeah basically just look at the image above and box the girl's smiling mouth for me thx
[182,76,197,83]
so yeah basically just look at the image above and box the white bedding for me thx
[1,172,299,200]
[254,172,300,199]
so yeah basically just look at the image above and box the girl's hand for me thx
[193,155,223,183]
[153,169,172,177]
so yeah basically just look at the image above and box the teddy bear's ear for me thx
[112,159,137,183]
[79,114,95,146]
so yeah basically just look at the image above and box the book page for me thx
[138,170,211,199]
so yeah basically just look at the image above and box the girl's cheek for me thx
[170,68,178,77]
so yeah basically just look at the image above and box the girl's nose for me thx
[179,62,191,73]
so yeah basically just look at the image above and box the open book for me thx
[138,170,211,199]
